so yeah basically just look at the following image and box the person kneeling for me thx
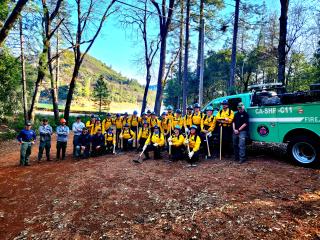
[105,127,116,154]
[168,125,185,161]
[91,128,105,156]
[137,121,151,151]
[120,124,135,151]
[76,128,91,159]
[142,125,164,160]
[184,125,201,167]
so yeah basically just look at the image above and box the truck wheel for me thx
[287,136,320,167]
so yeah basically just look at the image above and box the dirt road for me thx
[0,136,319,239]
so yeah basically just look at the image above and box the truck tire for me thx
[287,136,320,167]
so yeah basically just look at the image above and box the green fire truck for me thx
[204,84,320,167]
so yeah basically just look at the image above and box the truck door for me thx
[247,106,280,143]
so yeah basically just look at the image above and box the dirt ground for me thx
[0,134,319,240]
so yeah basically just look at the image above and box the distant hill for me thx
[38,51,155,113]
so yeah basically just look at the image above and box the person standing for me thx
[129,110,141,148]
[86,114,96,135]
[56,118,70,160]
[171,109,184,132]
[76,128,91,158]
[191,103,204,133]
[17,121,36,166]
[113,113,123,149]
[102,113,113,133]
[200,106,216,159]
[233,102,249,163]
[183,105,193,133]
[215,99,234,158]
[184,125,201,167]
[38,118,53,162]
[72,116,85,157]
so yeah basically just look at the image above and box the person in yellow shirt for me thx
[92,117,104,135]
[113,113,123,149]
[129,110,140,148]
[184,125,201,167]
[86,114,96,135]
[102,113,113,133]
[171,109,184,131]
[141,112,148,124]
[201,106,216,159]
[120,123,135,151]
[166,105,174,122]
[168,125,185,161]
[142,125,165,160]
[215,99,235,157]
[104,127,116,154]
[121,112,130,127]
[184,105,193,133]
[149,112,160,131]
[159,112,171,138]
[137,121,151,151]
[146,110,152,123]
[191,103,204,133]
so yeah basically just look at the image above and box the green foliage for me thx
[0,0,10,24]
[0,49,21,116]
[93,75,111,113]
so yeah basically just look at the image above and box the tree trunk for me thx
[198,19,205,106]
[19,17,28,123]
[277,0,289,86]
[177,0,184,109]
[64,62,79,123]
[141,69,151,114]
[0,0,29,45]
[182,0,190,115]
[196,0,204,82]
[229,0,240,95]
[154,35,167,115]
[28,50,47,121]
[55,28,60,102]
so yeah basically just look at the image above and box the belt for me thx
[219,123,231,127]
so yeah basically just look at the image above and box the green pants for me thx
[20,142,32,166]
[38,140,51,160]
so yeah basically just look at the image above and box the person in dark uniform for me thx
[233,102,249,163]
[76,128,91,158]
[91,128,105,156]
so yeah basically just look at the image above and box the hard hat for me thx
[116,113,121,117]
[206,106,214,111]
[174,125,181,130]
[133,110,138,115]
[147,110,151,114]
[96,117,101,121]
[151,111,156,115]
[106,113,111,117]
[124,123,129,128]
[187,105,193,110]
[194,103,201,108]
[60,118,66,124]
[167,105,173,110]
[124,112,128,116]
[221,99,229,105]
[161,112,167,116]
[175,109,182,114]
[90,114,95,118]
[154,125,159,129]
[25,121,32,126]
[190,125,197,130]
[141,112,146,116]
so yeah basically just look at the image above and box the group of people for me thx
[17,100,249,167]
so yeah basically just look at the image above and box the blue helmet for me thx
[124,123,129,127]
[174,125,181,130]
[187,105,193,110]
[141,112,146,116]
[175,109,182,114]
[90,114,95,118]
[194,103,201,108]
[151,111,156,115]
[154,125,159,129]
[161,112,167,116]
[167,105,173,111]
[133,110,138,115]
[206,106,214,111]
[147,110,151,114]
[190,125,198,130]
[221,99,229,105]
[116,113,121,117]
[106,113,111,117]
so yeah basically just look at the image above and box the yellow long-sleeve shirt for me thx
[145,132,165,146]
[138,127,151,140]
[186,134,201,152]
[105,132,116,144]
[215,108,234,126]
[201,115,216,132]
[160,118,171,134]
[171,134,185,147]
[167,112,174,122]
[171,116,184,130]
[92,123,104,135]
[120,129,135,139]
[102,118,113,131]
[149,117,160,128]
[191,112,204,126]
[86,120,96,135]
[129,116,141,127]
[121,117,130,127]
[113,118,123,129]
[184,113,193,128]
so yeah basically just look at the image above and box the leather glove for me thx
[142,145,147,151]
[188,151,194,159]
[153,143,159,147]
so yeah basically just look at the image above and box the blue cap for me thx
[190,125,197,130]
[174,125,181,130]
[133,110,138,115]
[116,113,120,117]
[221,99,228,105]
[167,105,173,110]
[206,106,213,111]
[124,123,129,127]
[161,112,167,116]
[175,109,182,114]
[107,113,111,117]
[91,114,95,118]
[194,103,201,108]
[154,125,159,129]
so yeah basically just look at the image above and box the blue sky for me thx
[88,0,281,85]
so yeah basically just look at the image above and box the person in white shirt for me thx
[72,116,85,157]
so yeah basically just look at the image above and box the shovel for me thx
[219,126,223,160]
[205,133,211,158]
[133,147,146,163]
